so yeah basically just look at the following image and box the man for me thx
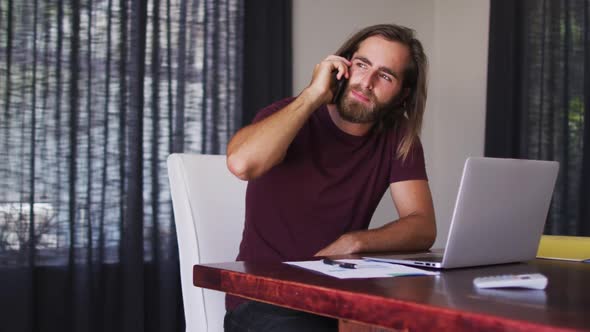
[224,24,436,331]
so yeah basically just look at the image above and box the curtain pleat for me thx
[486,0,590,236]
[581,1,590,235]
[0,0,249,331]
[242,0,292,126]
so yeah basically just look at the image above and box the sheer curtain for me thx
[486,0,589,236]
[0,0,244,330]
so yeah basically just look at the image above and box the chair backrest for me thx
[167,153,247,332]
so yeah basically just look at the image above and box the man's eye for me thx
[356,62,368,69]
[380,74,392,82]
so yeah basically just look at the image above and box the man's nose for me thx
[359,71,375,90]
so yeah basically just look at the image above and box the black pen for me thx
[322,258,358,269]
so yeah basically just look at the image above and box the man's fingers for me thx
[307,54,352,104]
[330,56,351,80]
[335,62,349,80]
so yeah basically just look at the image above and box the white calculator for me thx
[473,273,548,290]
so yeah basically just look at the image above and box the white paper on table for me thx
[284,259,439,279]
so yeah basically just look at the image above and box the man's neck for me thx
[326,104,374,136]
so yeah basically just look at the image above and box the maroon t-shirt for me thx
[227,97,427,310]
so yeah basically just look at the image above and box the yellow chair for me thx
[537,235,590,261]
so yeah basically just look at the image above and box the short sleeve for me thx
[389,136,428,183]
[251,97,296,124]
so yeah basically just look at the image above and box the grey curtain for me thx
[0,0,244,330]
[486,0,589,236]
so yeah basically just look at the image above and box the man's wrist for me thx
[299,86,328,110]
[345,231,366,254]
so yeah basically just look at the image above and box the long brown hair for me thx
[335,24,428,161]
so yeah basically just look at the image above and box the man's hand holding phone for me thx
[306,55,351,106]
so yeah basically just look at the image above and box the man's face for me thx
[337,36,410,124]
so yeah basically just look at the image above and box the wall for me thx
[292,0,490,247]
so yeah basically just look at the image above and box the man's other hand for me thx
[314,232,361,256]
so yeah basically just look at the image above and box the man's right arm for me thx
[226,91,322,180]
[226,55,351,181]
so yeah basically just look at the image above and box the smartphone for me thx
[331,74,347,104]
[331,53,351,104]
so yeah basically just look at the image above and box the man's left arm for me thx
[315,179,436,256]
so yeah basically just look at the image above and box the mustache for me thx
[347,84,376,102]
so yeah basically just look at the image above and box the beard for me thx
[336,83,398,124]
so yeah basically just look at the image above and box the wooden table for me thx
[194,258,590,331]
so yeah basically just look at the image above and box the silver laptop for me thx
[364,157,559,269]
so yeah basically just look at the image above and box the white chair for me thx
[167,153,247,332]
